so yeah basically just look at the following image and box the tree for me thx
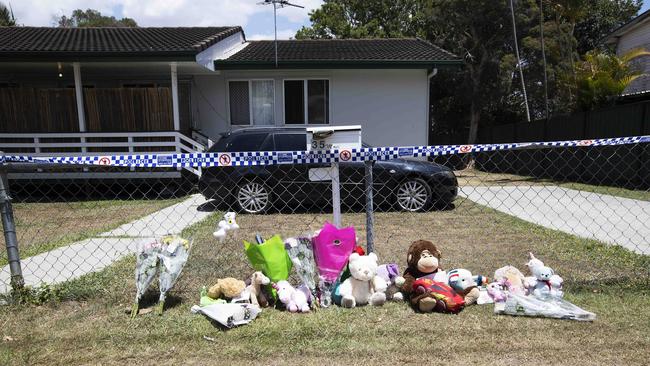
[573,48,650,110]
[423,1,518,144]
[298,0,517,144]
[297,0,645,145]
[574,0,642,54]
[296,0,420,39]
[0,2,16,26]
[521,0,641,117]
[57,9,138,28]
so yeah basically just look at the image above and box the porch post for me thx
[73,62,86,132]
[170,62,180,131]
[73,62,87,163]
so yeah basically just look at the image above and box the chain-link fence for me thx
[0,137,649,307]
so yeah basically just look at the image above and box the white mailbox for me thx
[306,125,362,152]
[306,125,362,228]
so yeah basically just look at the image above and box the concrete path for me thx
[100,194,211,237]
[459,186,650,255]
[0,194,211,293]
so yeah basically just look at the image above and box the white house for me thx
[0,26,460,178]
[604,9,650,94]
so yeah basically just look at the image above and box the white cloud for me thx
[13,0,118,26]
[11,0,322,27]
[248,29,297,40]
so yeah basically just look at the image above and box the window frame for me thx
[227,79,276,126]
[282,78,331,125]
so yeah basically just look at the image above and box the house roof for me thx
[214,38,461,69]
[604,10,650,45]
[0,26,242,61]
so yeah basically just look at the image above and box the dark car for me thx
[198,127,458,213]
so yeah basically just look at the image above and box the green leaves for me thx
[297,0,645,140]
[296,0,420,40]
[57,9,138,28]
[0,2,15,27]
[574,48,650,110]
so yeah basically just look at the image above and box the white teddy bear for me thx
[274,280,310,313]
[338,252,387,308]
[524,252,564,298]
[213,212,239,243]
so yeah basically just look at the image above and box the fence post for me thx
[365,160,375,253]
[0,153,24,290]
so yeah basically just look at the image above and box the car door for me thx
[220,132,273,186]
[338,158,397,208]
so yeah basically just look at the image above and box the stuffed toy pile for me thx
[187,218,596,326]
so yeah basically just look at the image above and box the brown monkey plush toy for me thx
[400,240,449,312]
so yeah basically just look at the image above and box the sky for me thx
[8,0,324,40]
[8,0,650,39]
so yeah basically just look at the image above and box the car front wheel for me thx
[236,180,271,214]
[395,177,432,212]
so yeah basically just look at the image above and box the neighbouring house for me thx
[604,9,650,95]
[0,26,460,179]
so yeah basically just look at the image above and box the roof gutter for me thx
[213,59,462,70]
[0,52,198,63]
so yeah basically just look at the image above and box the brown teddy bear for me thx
[207,277,246,300]
[400,240,449,312]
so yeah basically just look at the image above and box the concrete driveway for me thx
[0,194,211,294]
[459,185,650,255]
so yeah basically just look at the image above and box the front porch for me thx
[0,61,212,178]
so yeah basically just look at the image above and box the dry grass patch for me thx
[0,198,182,266]
[1,200,649,365]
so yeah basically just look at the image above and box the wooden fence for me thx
[0,88,79,133]
[0,86,191,133]
[84,88,173,132]
[475,101,650,188]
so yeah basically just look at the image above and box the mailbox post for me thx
[306,126,362,228]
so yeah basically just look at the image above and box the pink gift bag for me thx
[312,222,356,282]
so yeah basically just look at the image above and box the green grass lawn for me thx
[1,200,649,365]
[0,198,183,266]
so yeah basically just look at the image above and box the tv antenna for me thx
[257,0,304,67]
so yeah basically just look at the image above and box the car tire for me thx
[236,180,272,214]
[395,177,432,212]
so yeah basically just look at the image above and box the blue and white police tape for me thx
[3,135,649,168]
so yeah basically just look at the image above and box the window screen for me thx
[229,81,250,125]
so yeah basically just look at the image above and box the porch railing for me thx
[0,131,205,177]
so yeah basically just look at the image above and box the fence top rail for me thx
[0,131,187,139]
[1,134,648,168]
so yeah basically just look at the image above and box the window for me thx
[274,133,307,151]
[229,80,275,125]
[284,79,329,124]
[209,133,270,152]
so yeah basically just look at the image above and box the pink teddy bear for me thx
[487,278,511,302]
